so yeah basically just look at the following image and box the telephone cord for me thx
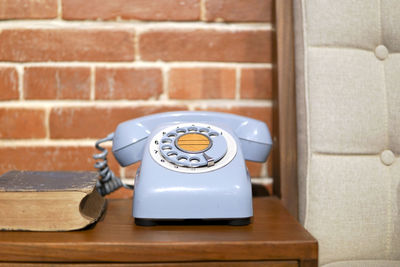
[93,133,134,196]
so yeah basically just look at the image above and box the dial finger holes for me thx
[176,128,186,134]
[161,145,172,151]
[209,132,219,137]
[177,156,187,162]
[199,128,209,133]
[161,138,172,144]
[167,151,178,157]
[189,157,200,164]
[167,133,177,138]
[188,127,197,132]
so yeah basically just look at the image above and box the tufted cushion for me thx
[294,0,400,266]
[324,260,400,267]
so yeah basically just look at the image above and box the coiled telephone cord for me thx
[93,133,134,196]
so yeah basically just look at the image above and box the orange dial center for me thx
[176,133,211,153]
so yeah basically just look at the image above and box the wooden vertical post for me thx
[273,0,298,218]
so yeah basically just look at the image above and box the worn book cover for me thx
[0,171,106,231]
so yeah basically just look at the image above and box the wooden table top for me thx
[0,197,317,263]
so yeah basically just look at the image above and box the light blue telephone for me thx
[94,111,272,226]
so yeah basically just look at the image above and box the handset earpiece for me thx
[234,119,272,162]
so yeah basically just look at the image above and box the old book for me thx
[0,171,105,231]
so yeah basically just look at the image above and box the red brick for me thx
[246,161,262,177]
[0,0,57,19]
[123,162,141,179]
[195,106,272,130]
[264,182,273,195]
[0,146,120,176]
[247,158,273,178]
[140,30,274,63]
[0,29,134,62]
[240,68,273,99]
[63,0,200,21]
[49,105,189,139]
[24,67,91,100]
[247,160,274,178]
[205,0,273,22]
[96,68,162,100]
[169,68,235,99]
[0,108,46,139]
[0,67,18,100]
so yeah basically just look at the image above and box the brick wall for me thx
[0,0,275,197]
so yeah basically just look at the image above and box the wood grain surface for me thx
[0,261,298,266]
[0,197,317,265]
[273,0,299,218]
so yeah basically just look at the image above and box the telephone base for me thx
[135,217,251,227]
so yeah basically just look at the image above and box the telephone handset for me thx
[94,111,272,226]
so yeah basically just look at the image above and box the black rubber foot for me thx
[228,218,251,226]
[135,217,251,226]
[135,218,157,226]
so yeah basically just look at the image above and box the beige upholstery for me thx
[324,260,400,267]
[293,0,400,266]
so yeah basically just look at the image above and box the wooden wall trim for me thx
[273,0,298,218]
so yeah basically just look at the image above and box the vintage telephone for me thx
[94,111,272,226]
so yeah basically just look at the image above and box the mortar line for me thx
[0,99,273,108]
[119,167,126,179]
[15,65,24,100]
[235,67,241,100]
[0,62,274,68]
[134,31,141,61]
[109,175,274,185]
[90,66,95,101]
[260,162,268,177]
[251,177,273,185]
[200,0,207,21]
[0,20,273,30]
[57,0,62,20]
[44,107,51,140]
[0,139,99,146]
[161,65,170,101]
[186,104,196,111]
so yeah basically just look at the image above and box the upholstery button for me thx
[375,45,388,60]
[380,150,395,166]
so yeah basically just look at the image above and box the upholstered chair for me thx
[293,0,400,266]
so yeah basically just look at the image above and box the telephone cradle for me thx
[94,111,272,226]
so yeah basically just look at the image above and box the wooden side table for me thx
[0,197,317,266]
